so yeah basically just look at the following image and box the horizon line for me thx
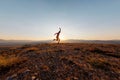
[0,39,120,41]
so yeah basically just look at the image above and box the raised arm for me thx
[59,28,61,33]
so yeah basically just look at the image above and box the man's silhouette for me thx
[53,28,61,44]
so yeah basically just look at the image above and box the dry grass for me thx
[0,56,21,66]
[0,55,27,75]
[87,57,110,71]
[0,43,120,80]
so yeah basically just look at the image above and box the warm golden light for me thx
[60,34,66,40]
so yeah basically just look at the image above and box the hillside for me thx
[0,43,120,80]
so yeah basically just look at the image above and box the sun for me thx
[60,35,66,40]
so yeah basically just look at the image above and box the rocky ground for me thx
[0,43,120,80]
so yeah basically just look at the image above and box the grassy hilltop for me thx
[0,43,120,80]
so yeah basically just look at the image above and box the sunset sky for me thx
[0,0,120,40]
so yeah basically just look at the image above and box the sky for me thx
[0,0,120,40]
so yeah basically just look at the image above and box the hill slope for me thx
[0,43,120,80]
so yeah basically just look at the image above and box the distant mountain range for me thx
[0,39,33,46]
[0,39,52,46]
[63,39,120,44]
[0,39,120,46]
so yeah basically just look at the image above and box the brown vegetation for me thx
[0,43,120,80]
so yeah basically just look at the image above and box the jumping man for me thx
[53,28,61,44]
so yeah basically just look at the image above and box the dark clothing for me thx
[54,28,61,43]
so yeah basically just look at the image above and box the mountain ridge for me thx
[0,39,120,45]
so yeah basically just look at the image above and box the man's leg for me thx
[56,36,59,41]
[58,38,60,44]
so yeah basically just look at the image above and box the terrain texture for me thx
[0,43,120,80]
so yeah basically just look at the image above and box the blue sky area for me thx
[0,0,120,40]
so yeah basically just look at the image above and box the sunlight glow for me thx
[60,35,66,40]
